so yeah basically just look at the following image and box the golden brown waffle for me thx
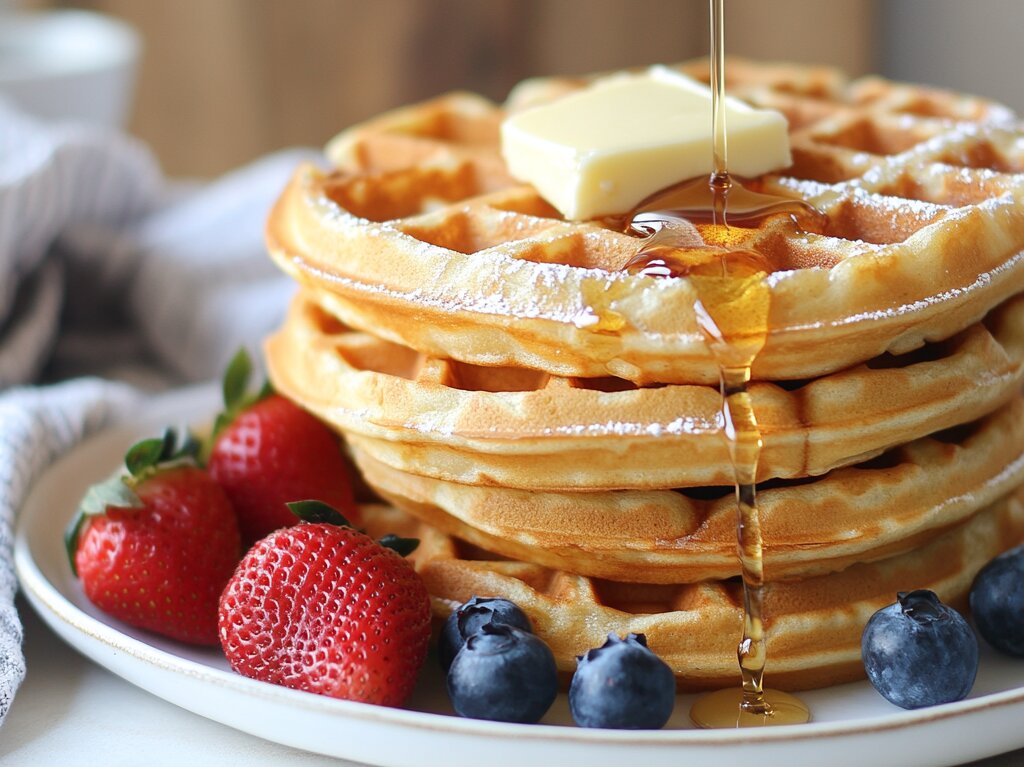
[504,59,849,118]
[360,486,1024,691]
[264,61,1024,695]
[350,393,1024,583]
[267,62,1024,386]
[507,58,1014,126]
[266,290,1024,490]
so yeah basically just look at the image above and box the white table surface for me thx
[4,593,1024,767]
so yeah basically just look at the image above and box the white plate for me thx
[14,384,1024,767]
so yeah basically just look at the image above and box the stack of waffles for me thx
[263,60,1024,690]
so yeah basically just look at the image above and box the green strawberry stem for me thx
[64,472,142,577]
[286,501,419,556]
[65,429,199,577]
[203,348,274,462]
[287,500,352,526]
[377,534,420,557]
[125,428,199,477]
[125,432,173,476]
[221,347,253,414]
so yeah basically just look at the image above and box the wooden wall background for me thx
[36,0,874,177]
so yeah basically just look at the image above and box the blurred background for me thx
[4,0,1022,178]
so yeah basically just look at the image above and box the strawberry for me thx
[218,501,431,707]
[66,430,241,646]
[205,349,359,545]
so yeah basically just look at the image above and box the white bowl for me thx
[0,9,140,127]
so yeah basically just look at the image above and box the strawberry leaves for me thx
[222,347,252,415]
[286,500,419,556]
[124,427,199,477]
[125,435,169,476]
[79,477,142,516]
[378,534,420,557]
[287,500,352,526]
[211,348,274,444]
[65,473,142,576]
[65,428,200,576]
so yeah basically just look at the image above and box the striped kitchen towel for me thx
[0,96,321,726]
[0,96,161,386]
[0,379,141,721]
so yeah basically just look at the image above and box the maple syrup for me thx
[622,0,820,729]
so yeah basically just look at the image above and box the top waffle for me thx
[267,59,1024,385]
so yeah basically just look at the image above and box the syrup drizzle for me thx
[621,0,822,728]
[709,0,729,200]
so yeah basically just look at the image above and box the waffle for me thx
[266,289,1024,490]
[359,486,1024,691]
[264,61,1024,694]
[349,393,1024,583]
[506,58,1015,129]
[266,63,1024,386]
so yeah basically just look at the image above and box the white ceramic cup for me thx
[0,9,141,127]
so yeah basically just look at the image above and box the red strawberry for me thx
[205,350,359,545]
[66,430,241,646]
[218,501,431,706]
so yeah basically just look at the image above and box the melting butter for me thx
[501,66,792,221]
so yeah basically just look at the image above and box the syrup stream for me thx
[707,0,770,717]
[710,0,729,207]
[623,0,814,728]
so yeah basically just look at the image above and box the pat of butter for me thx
[501,66,791,220]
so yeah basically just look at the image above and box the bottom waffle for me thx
[359,486,1024,691]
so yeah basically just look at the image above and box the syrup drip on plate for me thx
[622,0,823,729]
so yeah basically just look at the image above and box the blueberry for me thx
[861,590,978,709]
[970,544,1024,657]
[438,596,533,670]
[568,633,675,729]
[446,623,558,723]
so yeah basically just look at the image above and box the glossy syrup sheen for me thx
[628,173,826,237]
[620,173,825,283]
